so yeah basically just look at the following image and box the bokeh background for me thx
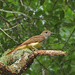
[0,0,75,75]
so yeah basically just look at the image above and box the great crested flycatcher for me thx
[6,30,55,55]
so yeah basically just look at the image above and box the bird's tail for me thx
[6,45,27,55]
[6,48,17,55]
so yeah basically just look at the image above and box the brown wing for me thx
[21,35,45,45]
[6,35,44,55]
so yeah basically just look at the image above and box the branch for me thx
[0,49,66,75]
[62,28,75,50]
[20,0,24,6]
[33,50,66,56]
[0,9,31,19]
[4,24,23,31]
[0,15,12,27]
[50,0,58,14]
[0,43,5,51]
[0,28,18,44]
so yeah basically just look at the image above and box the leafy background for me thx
[0,0,75,75]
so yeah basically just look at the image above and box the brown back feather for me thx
[21,35,45,45]
[7,35,44,55]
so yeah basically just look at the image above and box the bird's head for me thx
[40,30,55,39]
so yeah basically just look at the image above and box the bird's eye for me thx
[45,32,47,33]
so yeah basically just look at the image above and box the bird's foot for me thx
[32,46,38,51]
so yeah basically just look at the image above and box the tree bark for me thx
[0,49,66,75]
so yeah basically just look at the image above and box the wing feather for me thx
[6,35,44,55]
[21,35,44,45]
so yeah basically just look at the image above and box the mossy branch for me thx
[0,49,67,75]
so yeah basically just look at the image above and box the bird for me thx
[6,30,55,55]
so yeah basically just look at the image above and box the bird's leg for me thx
[32,46,38,50]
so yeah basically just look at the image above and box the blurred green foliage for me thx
[0,0,75,75]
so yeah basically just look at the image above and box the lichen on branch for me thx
[0,48,66,75]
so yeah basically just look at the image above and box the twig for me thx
[4,24,23,31]
[0,15,12,27]
[36,59,55,74]
[50,0,58,14]
[20,0,24,6]
[0,43,5,51]
[0,0,4,2]
[9,16,24,22]
[0,9,31,19]
[62,28,75,50]
[4,23,33,31]
[65,0,74,11]
[0,15,23,40]
[0,28,18,44]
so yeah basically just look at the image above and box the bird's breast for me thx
[28,41,43,49]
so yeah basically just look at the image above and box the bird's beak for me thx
[51,32,56,34]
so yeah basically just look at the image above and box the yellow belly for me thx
[28,41,43,49]
[16,42,43,50]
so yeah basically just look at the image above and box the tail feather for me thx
[6,47,18,55]
[6,45,27,55]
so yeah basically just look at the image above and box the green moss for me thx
[0,48,34,65]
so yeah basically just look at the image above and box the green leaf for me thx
[60,10,64,20]
[40,0,45,5]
